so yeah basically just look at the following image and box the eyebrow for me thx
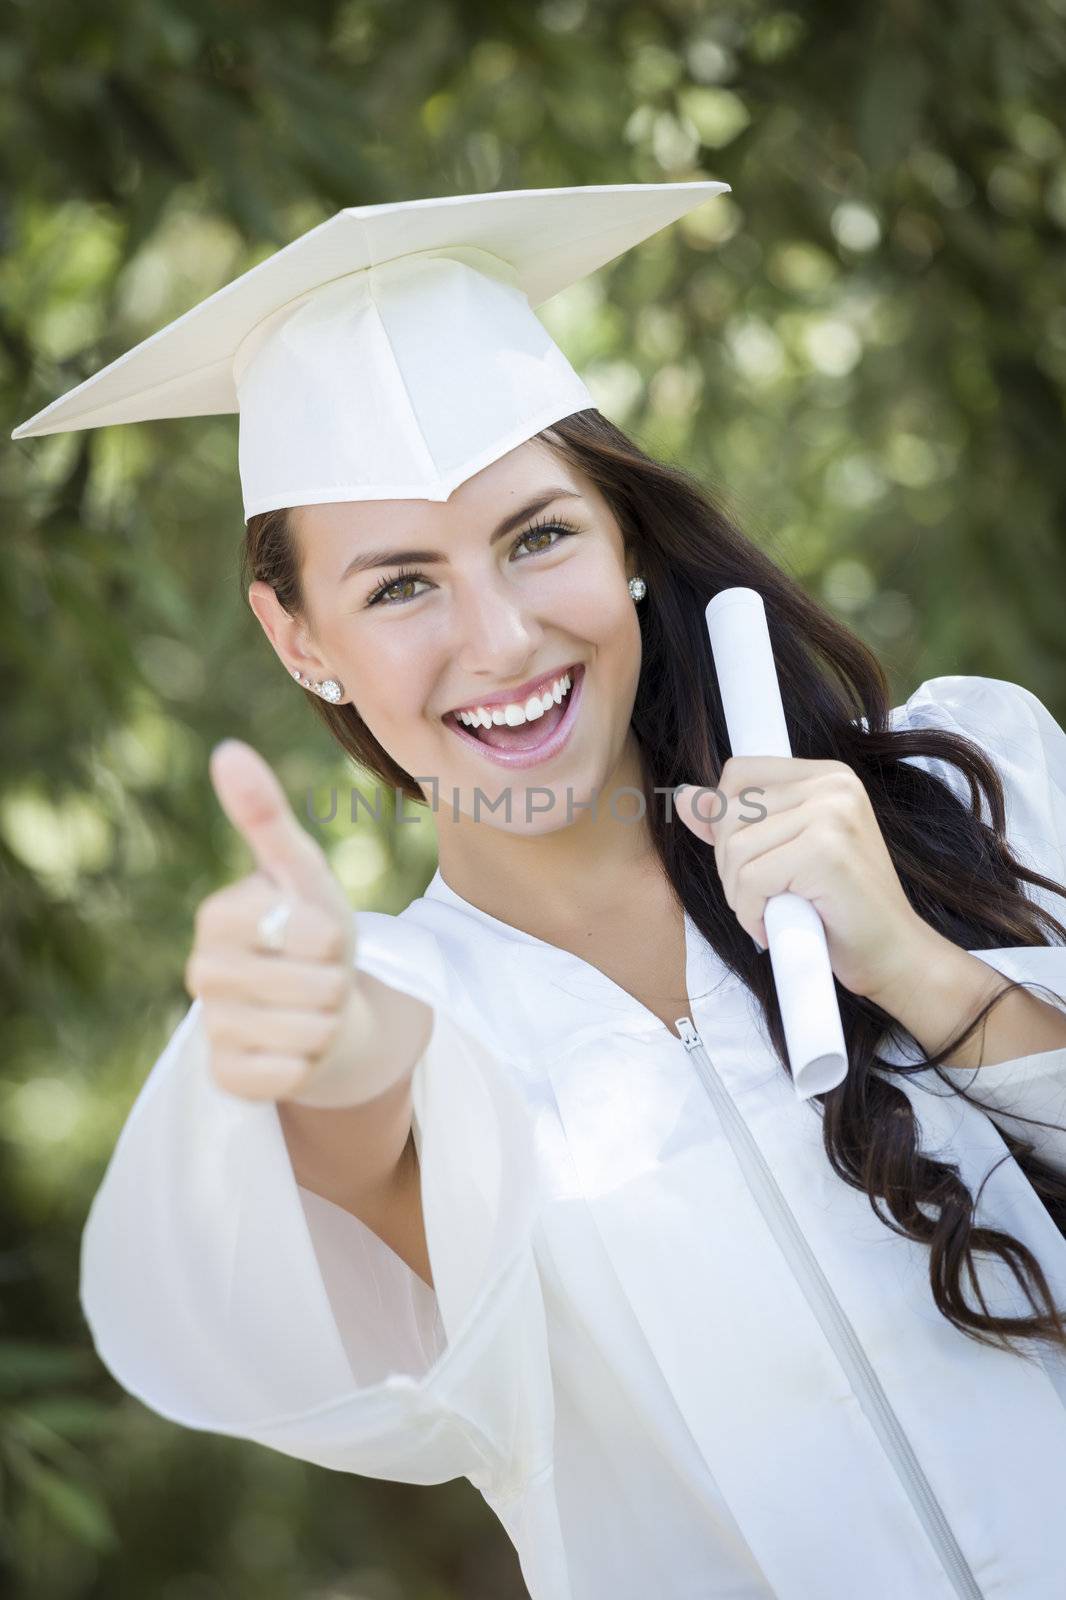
[338,487,584,584]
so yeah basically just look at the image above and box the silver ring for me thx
[256,898,293,953]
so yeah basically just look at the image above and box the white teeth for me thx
[455,671,573,728]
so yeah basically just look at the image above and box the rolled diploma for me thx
[704,587,848,1098]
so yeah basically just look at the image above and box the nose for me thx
[451,571,544,680]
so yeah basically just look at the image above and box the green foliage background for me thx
[2,1,1065,1595]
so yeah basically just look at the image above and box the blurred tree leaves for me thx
[2,1,1065,1595]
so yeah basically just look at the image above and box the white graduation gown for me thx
[79,674,1066,1599]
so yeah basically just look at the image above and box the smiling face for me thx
[247,436,646,837]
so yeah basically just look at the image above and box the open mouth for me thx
[444,662,585,769]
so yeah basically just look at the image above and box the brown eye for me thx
[365,565,428,607]
[513,517,580,558]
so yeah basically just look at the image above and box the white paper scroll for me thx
[704,587,848,1098]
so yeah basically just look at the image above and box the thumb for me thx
[674,783,719,846]
[209,738,342,908]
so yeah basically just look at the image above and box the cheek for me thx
[550,562,634,645]
[326,629,430,740]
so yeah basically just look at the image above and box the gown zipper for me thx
[674,1016,985,1600]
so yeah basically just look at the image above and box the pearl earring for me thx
[628,576,647,602]
[291,667,344,703]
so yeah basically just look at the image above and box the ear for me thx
[247,580,325,682]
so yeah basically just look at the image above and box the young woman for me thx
[18,185,1066,1598]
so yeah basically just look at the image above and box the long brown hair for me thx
[244,407,1066,1357]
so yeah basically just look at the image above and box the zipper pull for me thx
[675,1016,702,1050]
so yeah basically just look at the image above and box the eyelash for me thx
[364,516,581,608]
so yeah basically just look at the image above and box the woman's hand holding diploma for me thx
[185,739,433,1114]
[675,755,945,1005]
[676,754,1066,1072]
[672,589,1066,1089]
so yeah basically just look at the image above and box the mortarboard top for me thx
[11,181,730,520]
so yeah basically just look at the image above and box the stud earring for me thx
[291,667,344,703]
[628,576,647,602]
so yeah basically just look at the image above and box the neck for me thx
[432,731,666,940]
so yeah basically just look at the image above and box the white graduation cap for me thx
[11,180,730,521]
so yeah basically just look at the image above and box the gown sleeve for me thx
[890,674,1066,1172]
[78,908,554,1497]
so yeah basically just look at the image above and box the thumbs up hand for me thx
[184,740,377,1107]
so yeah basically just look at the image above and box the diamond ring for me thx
[256,899,293,954]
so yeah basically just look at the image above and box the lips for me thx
[444,662,585,771]
[444,661,580,722]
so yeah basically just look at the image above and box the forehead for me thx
[291,436,585,551]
